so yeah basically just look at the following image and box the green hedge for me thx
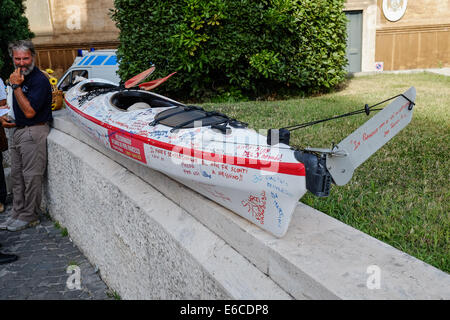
[111,0,348,100]
[0,0,34,80]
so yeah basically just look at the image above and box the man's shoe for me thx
[0,252,18,264]
[0,217,16,230]
[6,219,40,232]
[0,203,4,213]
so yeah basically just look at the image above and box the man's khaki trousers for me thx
[9,124,50,222]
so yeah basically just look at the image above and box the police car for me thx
[57,49,120,92]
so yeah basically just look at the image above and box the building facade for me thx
[344,0,449,72]
[26,0,449,75]
[25,0,118,78]
[375,0,449,71]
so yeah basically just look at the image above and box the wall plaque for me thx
[382,0,408,22]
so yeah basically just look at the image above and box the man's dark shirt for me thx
[12,66,52,127]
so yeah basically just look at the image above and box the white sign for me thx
[375,62,384,72]
[382,0,408,22]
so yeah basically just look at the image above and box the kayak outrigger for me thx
[63,71,415,237]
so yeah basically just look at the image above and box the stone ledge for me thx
[49,109,450,299]
[44,128,291,299]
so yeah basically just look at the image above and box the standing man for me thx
[0,77,18,264]
[0,40,52,232]
[0,77,8,212]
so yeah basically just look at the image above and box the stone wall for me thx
[44,126,290,299]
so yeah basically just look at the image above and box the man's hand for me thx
[0,115,16,128]
[8,68,36,119]
[10,68,25,86]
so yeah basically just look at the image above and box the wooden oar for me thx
[124,66,156,89]
[138,72,177,91]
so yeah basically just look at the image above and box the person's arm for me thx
[0,115,16,128]
[9,68,36,119]
[0,79,6,106]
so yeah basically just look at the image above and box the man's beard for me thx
[15,60,35,76]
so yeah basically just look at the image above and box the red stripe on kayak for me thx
[64,98,305,176]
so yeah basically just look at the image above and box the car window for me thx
[59,69,89,91]
[59,72,72,90]
[73,70,88,79]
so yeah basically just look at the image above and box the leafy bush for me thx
[0,0,34,80]
[111,0,348,100]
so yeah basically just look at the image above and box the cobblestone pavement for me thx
[0,203,113,300]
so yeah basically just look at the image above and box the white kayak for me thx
[64,78,416,237]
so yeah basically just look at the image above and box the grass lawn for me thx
[201,72,449,273]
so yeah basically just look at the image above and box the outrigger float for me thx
[64,70,416,237]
